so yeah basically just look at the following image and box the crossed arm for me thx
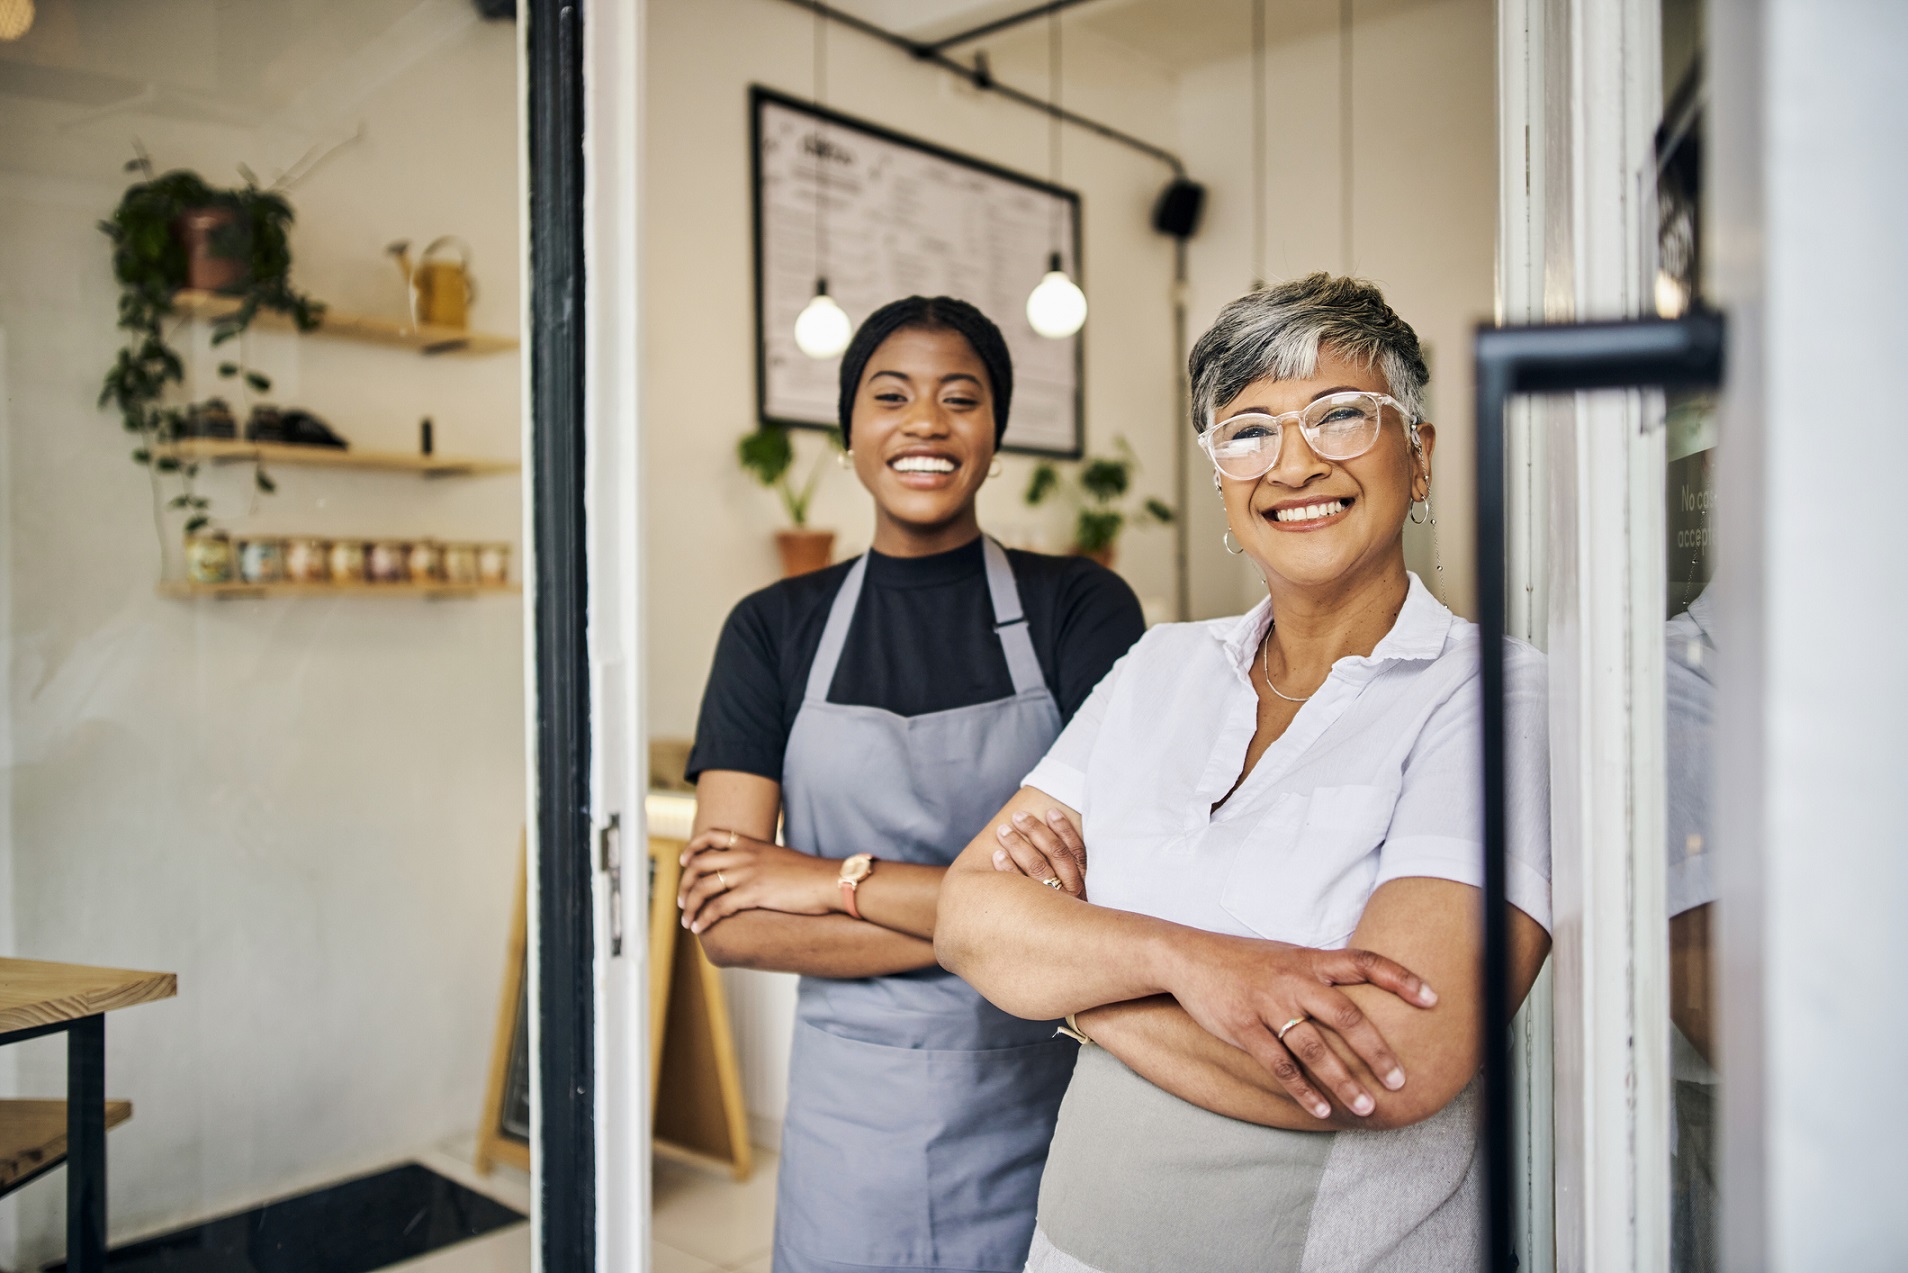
[681,769,948,977]
[937,786,1552,1130]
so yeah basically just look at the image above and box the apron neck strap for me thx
[804,553,869,703]
[802,538,1049,704]
[982,537,1048,698]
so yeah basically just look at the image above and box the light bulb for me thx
[1026,255,1087,339]
[794,284,852,360]
[0,0,35,41]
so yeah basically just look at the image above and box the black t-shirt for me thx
[686,538,1145,784]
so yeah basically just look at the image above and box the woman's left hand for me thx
[990,807,1088,898]
[679,829,838,934]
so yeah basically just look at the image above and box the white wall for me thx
[0,3,524,1262]
[1176,0,1496,620]
[641,0,1187,746]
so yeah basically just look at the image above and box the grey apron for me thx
[772,537,1078,1273]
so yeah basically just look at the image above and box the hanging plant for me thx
[97,148,322,549]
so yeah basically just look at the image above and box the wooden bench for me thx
[0,1099,133,1198]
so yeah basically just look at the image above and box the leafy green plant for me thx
[1025,438,1174,557]
[97,149,322,545]
[738,424,841,528]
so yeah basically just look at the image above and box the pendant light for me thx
[794,1,852,359]
[1026,7,1086,340]
[0,0,35,42]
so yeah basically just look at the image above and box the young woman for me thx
[678,297,1145,1273]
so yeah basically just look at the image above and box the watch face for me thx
[840,854,874,885]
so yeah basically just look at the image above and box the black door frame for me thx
[527,1,594,1269]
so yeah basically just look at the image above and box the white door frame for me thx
[1495,1,1673,1268]
[581,0,648,1269]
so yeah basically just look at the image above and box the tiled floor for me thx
[651,1149,779,1273]
[385,1146,778,1273]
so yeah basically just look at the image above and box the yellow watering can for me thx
[386,236,477,331]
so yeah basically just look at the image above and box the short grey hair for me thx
[1188,273,1430,433]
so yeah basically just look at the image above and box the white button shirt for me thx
[1023,573,1551,947]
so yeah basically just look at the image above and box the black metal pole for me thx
[1472,310,1725,1272]
[65,1015,106,1273]
[528,0,594,1269]
[769,0,1186,178]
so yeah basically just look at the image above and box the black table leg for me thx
[66,1014,106,1273]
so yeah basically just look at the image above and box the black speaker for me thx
[1151,178,1206,239]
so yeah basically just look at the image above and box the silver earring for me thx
[1223,528,1246,556]
[988,457,1004,479]
[838,448,854,469]
[1409,479,1431,525]
[1212,470,1223,493]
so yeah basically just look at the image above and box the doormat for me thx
[44,1161,524,1272]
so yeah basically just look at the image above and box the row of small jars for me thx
[187,533,511,587]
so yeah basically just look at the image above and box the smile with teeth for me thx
[890,455,957,474]
[1269,498,1349,523]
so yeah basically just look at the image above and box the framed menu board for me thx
[752,86,1084,458]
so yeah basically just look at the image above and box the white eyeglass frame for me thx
[1199,390,1420,481]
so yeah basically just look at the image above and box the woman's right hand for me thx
[1160,932,1439,1121]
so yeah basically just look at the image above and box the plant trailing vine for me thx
[98,147,322,548]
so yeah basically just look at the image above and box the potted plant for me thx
[97,148,323,565]
[738,423,843,577]
[1024,438,1174,569]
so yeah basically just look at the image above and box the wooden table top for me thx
[0,958,177,1035]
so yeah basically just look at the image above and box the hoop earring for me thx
[1223,528,1246,556]
[988,456,1004,479]
[837,449,854,470]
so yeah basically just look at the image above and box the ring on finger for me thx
[716,870,729,891]
[1040,877,1064,890]
[727,829,738,850]
[1275,1014,1308,1041]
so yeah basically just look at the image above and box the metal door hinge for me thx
[600,813,623,957]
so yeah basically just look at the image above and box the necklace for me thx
[1261,629,1314,704]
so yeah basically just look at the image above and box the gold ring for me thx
[727,830,738,850]
[1041,877,1064,890]
[716,871,729,891]
[1275,1014,1308,1041]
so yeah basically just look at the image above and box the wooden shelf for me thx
[170,438,518,477]
[172,289,519,357]
[0,1100,133,1194]
[160,581,521,601]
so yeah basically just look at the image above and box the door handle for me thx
[1473,310,1726,1273]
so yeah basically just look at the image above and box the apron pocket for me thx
[777,1021,1075,1271]
[1219,785,1396,948]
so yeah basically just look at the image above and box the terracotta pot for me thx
[776,528,835,578]
[1074,545,1117,569]
[176,207,248,294]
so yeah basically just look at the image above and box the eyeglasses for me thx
[1200,391,1411,481]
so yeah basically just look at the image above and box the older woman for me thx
[937,274,1552,1271]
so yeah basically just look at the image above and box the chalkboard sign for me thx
[752,86,1084,458]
